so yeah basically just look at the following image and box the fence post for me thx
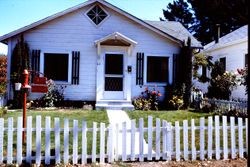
[108,124,114,163]
[7,117,13,164]
[166,122,172,161]
[162,120,167,160]
[26,116,32,164]
[215,116,220,160]
[175,121,180,161]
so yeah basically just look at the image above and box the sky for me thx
[0,0,172,54]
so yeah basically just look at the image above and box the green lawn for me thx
[126,110,213,126]
[0,109,109,156]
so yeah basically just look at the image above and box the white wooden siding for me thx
[10,3,179,101]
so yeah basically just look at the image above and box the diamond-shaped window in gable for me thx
[87,5,108,25]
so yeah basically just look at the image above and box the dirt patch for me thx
[0,158,247,167]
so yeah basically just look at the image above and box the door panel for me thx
[105,54,123,92]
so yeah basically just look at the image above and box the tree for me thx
[163,0,248,45]
[0,55,7,94]
[10,35,30,108]
[162,0,194,32]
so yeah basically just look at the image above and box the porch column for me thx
[96,43,103,101]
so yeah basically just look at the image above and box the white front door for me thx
[103,53,124,99]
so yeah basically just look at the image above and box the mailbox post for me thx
[22,69,31,143]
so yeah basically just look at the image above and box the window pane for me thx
[87,5,107,25]
[44,53,68,81]
[147,56,169,83]
[105,54,123,75]
[219,57,226,72]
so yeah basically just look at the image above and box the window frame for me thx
[40,51,72,84]
[85,4,109,27]
[144,55,170,86]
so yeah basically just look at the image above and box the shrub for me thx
[237,67,248,94]
[169,95,183,110]
[0,55,7,94]
[32,79,66,108]
[133,86,161,110]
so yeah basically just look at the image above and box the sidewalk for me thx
[106,109,150,155]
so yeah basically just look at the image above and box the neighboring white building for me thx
[194,25,248,100]
[0,0,201,109]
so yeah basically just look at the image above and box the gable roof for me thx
[204,25,248,51]
[145,20,202,48]
[0,0,201,48]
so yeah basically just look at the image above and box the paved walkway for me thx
[107,109,150,155]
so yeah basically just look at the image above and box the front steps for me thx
[95,100,134,110]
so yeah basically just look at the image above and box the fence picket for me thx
[122,122,127,161]
[64,119,69,164]
[73,120,78,164]
[238,118,243,158]
[175,121,180,161]
[200,117,205,160]
[155,118,161,160]
[130,120,136,161]
[16,117,22,165]
[100,122,105,163]
[139,118,144,162]
[36,116,42,165]
[215,116,220,160]
[147,116,153,160]
[81,121,87,164]
[45,117,51,165]
[0,118,3,163]
[207,116,213,160]
[115,123,119,161]
[26,116,32,164]
[166,122,172,161]
[54,118,60,164]
[92,122,97,163]
[183,120,188,160]
[7,117,13,164]
[230,117,236,159]
[162,120,167,160]
[108,124,114,163]
[191,119,196,160]
[222,116,228,160]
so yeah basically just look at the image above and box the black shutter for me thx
[71,51,80,85]
[136,52,144,85]
[31,49,41,82]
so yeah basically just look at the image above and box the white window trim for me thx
[84,4,110,28]
[144,54,172,86]
[40,51,72,84]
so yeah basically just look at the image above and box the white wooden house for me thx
[194,25,248,100]
[0,0,201,109]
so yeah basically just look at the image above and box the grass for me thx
[0,108,109,156]
[126,110,213,126]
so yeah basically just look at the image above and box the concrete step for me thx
[96,100,134,111]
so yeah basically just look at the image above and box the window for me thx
[245,54,248,67]
[147,56,169,83]
[44,53,69,82]
[219,57,226,72]
[87,5,107,25]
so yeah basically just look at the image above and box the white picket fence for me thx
[0,115,248,165]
